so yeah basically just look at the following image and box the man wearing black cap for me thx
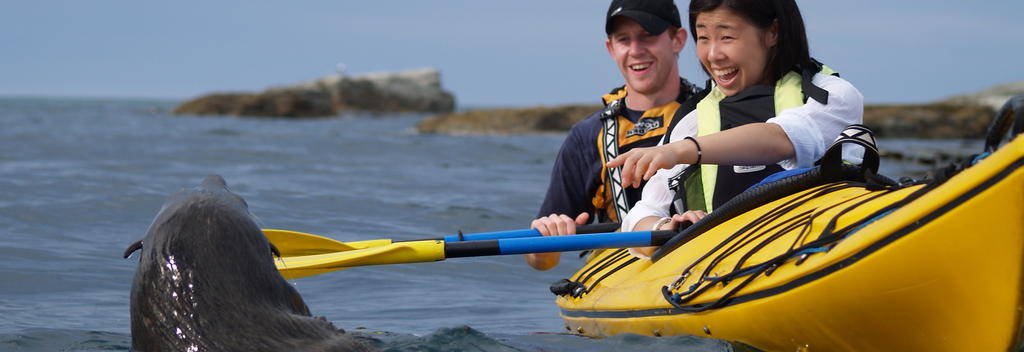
[526,0,698,270]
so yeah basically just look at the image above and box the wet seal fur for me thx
[124,175,373,351]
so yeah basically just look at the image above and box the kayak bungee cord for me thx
[663,181,887,309]
[660,158,981,313]
[671,182,857,286]
[573,249,630,284]
[551,249,633,297]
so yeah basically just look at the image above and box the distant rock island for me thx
[419,81,1024,139]
[173,68,455,117]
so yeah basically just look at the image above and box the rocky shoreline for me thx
[418,81,1023,139]
[173,68,455,118]
[417,103,996,139]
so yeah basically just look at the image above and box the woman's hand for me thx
[607,141,692,188]
[664,210,707,231]
[632,210,707,258]
[524,212,590,270]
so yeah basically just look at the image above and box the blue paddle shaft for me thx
[497,230,673,254]
[439,222,621,242]
[444,230,677,258]
[441,229,537,242]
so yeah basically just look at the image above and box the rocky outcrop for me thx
[862,103,994,139]
[172,91,335,118]
[173,68,455,117]
[417,105,600,135]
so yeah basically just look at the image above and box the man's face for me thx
[605,17,685,97]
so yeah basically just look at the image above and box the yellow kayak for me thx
[556,97,1024,351]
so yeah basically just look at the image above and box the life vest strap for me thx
[601,98,629,222]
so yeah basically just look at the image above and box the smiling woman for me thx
[691,0,812,96]
[610,0,865,258]
[693,7,777,96]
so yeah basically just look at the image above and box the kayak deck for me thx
[557,132,1024,351]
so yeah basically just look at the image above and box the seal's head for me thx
[125,175,370,351]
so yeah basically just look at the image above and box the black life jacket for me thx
[664,61,838,213]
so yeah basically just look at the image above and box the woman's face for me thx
[694,7,777,96]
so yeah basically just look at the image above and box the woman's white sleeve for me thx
[621,165,680,232]
[766,74,865,169]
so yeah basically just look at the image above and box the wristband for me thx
[651,217,672,231]
[684,136,702,165]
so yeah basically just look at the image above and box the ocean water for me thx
[0,98,983,351]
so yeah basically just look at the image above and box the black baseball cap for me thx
[605,0,682,35]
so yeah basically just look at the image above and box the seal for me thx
[124,175,372,351]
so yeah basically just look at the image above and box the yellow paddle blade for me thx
[274,240,447,279]
[263,229,355,256]
[263,229,394,257]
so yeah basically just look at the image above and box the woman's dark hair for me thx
[688,0,812,83]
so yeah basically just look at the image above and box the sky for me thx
[1,1,1022,107]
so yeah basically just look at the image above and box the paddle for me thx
[273,228,676,279]
[263,222,622,258]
